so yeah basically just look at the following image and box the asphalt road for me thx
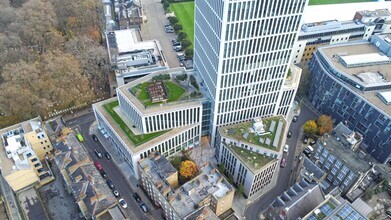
[140,0,181,68]
[64,113,150,220]
[245,103,318,220]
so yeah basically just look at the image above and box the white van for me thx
[306,145,314,152]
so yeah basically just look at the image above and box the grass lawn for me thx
[103,101,169,146]
[309,0,371,5]
[170,2,195,44]
[134,81,185,106]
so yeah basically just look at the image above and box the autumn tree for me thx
[179,160,198,179]
[303,120,318,135]
[317,115,333,135]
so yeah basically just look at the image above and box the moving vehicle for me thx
[287,131,292,138]
[139,203,148,213]
[104,152,111,160]
[106,179,115,189]
[92,134,98,142]
[94,161,102,171]
[280,158,286,168]
[283,144,289,153]
[100,169,108,179]
[94,149,103,159]
[77,133,84,142]
[132,193,141,202]
[119,198,128,209]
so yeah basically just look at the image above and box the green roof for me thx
[222,116,285,152]
[131,81,186,107]
[103,101,170,146]
[230,145,275,170]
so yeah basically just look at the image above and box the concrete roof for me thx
[303,2,391,23]
[18,188,49,220]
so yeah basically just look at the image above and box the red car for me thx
[94,161,103,171]
[280,158,286,168]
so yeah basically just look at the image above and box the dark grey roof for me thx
[150,152,177,179]
[303,158,325,179]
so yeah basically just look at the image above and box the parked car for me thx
[132,193,141,202]
[106,179,115,189]
[303,136,309,144]
[91,134,98,142]
[287,131,292,138]
[94,161,103,171]
[174,45,182,51]
[104,152,111,160]
[309,140,317,146]
[113,189,120,197]
[94,149,103,159]
[292,116,298,122]
[303,148,312,157]
[280,158,286,168]
[172,41,180,46]
[119,198,128,209]
[139,202,148,213]
[298,154,303,161]
[100,169,108,179]
[283,144,289,153]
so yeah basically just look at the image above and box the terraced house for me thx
[93,68,210,178]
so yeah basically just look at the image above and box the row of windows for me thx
[249,162,277,196]
[216,103,275,126]
[218,91,280,113]
[299,27,364,40]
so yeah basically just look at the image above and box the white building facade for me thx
[194,0,308,142]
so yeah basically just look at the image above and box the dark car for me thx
[104,152,111,160]
[309,140,317,146]
[280,158,286,168]
[100,170,108,179]
[303,148,312,157]
[94,149,103,159]
[106,179,115,189]
[292,116,298,122]
[92,134,98,142]
[303,136,309,144]
[139,203,148,213]
[132,193,141,202]
[287,131,292,138]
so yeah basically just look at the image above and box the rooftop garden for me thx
[103,101,170,146]
[223,116,285,151]
[230,145,274,170]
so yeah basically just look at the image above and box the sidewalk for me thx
[89,122,163,220]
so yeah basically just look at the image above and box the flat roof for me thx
[378,91,391,104]
[340,53,391,67]
[319,42,391,116]
[303,2,391,23]
[117,68,207,114]
[229,145,276,172]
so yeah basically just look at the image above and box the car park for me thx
[139,203,148,213]
[106,179,115,189]
[94,149,103,159]
[280,158,286,168]
[292,116,298,122]
[92,134,98,142]
[94,161,103,171]
[283,144,289,153]
[104,152,111,160]
[113,189,120,197]
[100,170,108,179]
[132,192,141,202]
[287,131,292,138]
[119,198,128,209]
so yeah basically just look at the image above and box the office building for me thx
[138,152,234,220]
[0,117,54,192]
[292,8,391,64]
[194,0,308,141]
[216,116,287,198]
[93,68,209,178]
[307,35,391,163]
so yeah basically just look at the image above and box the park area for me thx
[170,2,195,43]
[309,0,371,5]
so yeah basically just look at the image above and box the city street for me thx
[245,103,319,220]
[64,113,155,220]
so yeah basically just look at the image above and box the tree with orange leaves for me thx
[317,115,334,135]
[179,160,198,179]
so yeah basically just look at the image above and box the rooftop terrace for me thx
[229,145,275,172]
[221,116,286,152]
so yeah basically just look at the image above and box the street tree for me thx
[303,120,318,135]
[173,24,183,32]
[317,114,333,135]
[177,32,187,41]
[185,48,193,59]
[179,160,198,179]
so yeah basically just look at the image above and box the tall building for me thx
[194,0,308,141]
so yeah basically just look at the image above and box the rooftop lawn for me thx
[170,2,194,44]
[133,81,186,107]
[309,0,370,5]
[230,145,274,170]
[223,116,285,151]
[103,101,170,146]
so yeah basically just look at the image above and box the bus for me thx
[77,133,84,142]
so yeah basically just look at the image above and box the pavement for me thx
[140,0,181,68]
[245,101,319,220]
[63,112,163,220]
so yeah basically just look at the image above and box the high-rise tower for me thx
[194,0,308,141]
